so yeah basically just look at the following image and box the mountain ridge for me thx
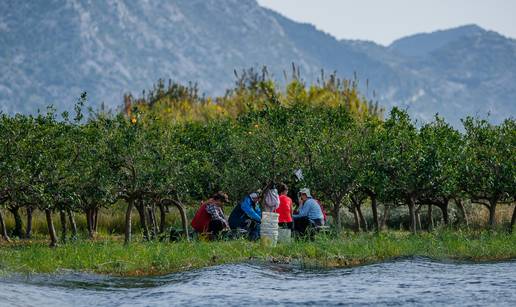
[0,0,514,126]
[389,24,485,57]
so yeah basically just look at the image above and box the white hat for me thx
[299,188,312,198]
[249,192,259,199]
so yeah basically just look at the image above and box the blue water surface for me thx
[0,257,515,306]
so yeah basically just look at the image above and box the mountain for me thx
[0,0,314,114]
[1,0,515,126]
[386,26,516,124]
[389,24,485,57]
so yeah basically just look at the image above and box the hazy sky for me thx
[257,0,516,45]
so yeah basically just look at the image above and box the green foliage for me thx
[418,117,463,201]
[0,75,515,246]
[461,117,515,202]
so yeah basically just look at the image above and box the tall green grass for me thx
[2,205,190,238]
[1,230,514,276]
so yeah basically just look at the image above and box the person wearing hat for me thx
[191,191,230,238]
[293,188,324,235]
[228,192,262,240]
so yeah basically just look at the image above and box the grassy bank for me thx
[0,230,515,276]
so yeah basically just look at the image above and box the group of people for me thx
[190,183,326,240]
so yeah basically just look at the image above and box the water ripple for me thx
[0,258,515,306]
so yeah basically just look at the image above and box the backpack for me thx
[263,188,280,211]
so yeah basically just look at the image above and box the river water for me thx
[0,257,515,306]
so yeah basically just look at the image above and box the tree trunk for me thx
[177,204,190,241]
[93,208,99,233]
[370,195,379,232]
[176,202,189,241]
[45,209,58,248]
[427,204,434,231]
[93,208,100,233]
[456,199,469,226]
[85,209,95,239]
[352,205,361,232]
[439,202,449,226]
[25,206,33,239]
[67,210,77,240]
[136,201,150,241]
[124,199,134,245]
[510,204,515,233]
[0,209,10,242]
[162,199,189,242]
[380,205,390,230]
[158,203,167,234]
[415,207,422,232]
[59,210,67,243]
[356,204,368,231]
[148,205,158,240]
[85,209,91,235]
[332,202,341,231]
[9,205,23,238]
[488,200,497,229]
[407,198,417,234]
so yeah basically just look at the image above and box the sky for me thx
[257,0,516,46]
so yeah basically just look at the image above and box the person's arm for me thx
[293,199,311,218]
[294,197,304,214]
[241,197,261,222]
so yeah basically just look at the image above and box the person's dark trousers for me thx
[279,222,293,230]
[242,219,260,241]
[308,218,324,240]
[311,219,323,227]
[293,216,310,234]
[208,219,225,237]
[294,217,323,235]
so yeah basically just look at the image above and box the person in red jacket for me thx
[191,191,229,237]
[275,183,293,229]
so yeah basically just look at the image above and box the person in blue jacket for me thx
[293,188,324,235]
[228,192,261,240]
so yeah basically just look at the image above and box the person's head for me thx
[298,188,312,201]
[211,191,229,206]
[278,183,288,195]
[249,192,260,203]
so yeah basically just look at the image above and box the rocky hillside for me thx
[1,0,515,125]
